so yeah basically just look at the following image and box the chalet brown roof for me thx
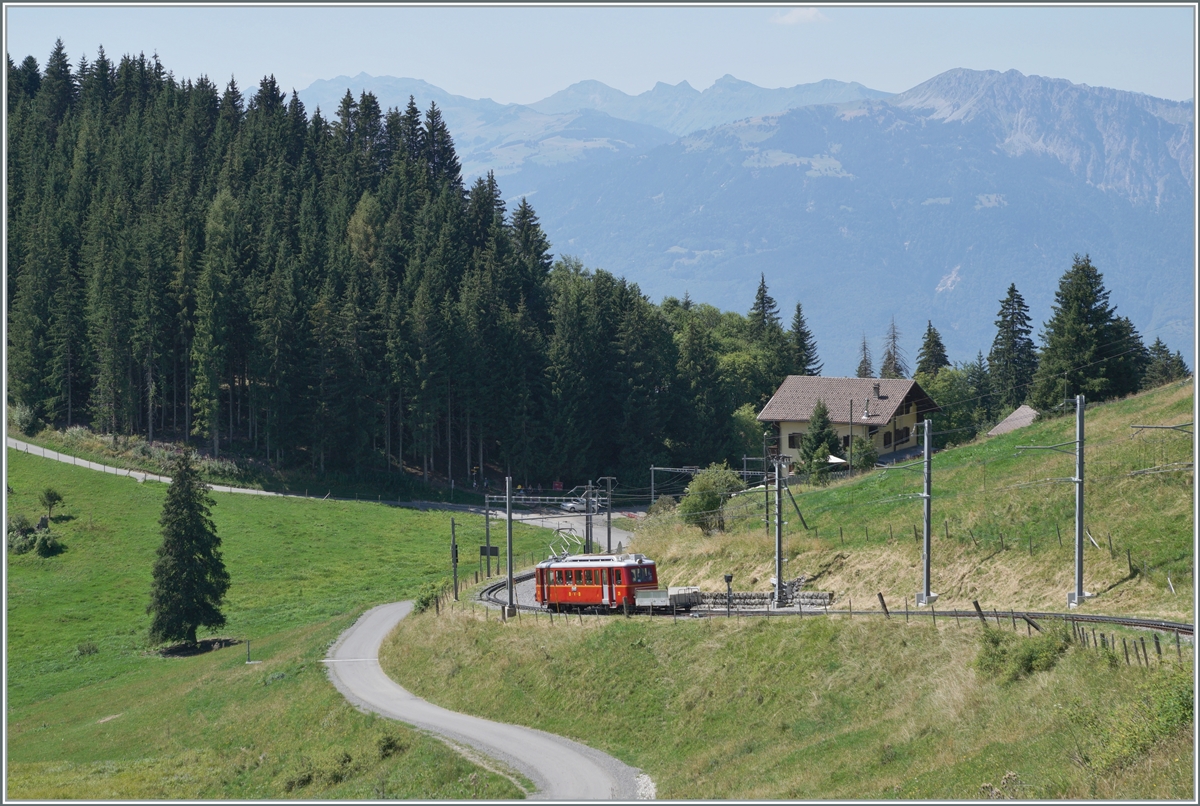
[757,376,941,426]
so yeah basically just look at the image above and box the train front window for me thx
[630,566,655,584]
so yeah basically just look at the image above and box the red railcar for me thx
[534,553,658,611]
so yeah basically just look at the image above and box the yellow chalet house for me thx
[757,377,941,468]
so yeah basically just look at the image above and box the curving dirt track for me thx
[324,600,647,800]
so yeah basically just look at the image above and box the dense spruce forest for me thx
[7,43,1190,490]
[6,43,820,487]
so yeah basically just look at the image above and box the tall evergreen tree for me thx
[1142,338,1190,388]
[879,317,908,379]
[147,449,230,646]
[964,351,994,426]
[800,399,842,485]
[1029,254,1126,409]
[788,301,822,376]
[988,284,1038,409]
[856,334,874,378]
[747,273,781,341]
[915,320,949,378]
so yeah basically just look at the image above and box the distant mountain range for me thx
[298,70,1195,374]
[297,74,888,182]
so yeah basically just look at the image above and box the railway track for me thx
[475,574,1192,637]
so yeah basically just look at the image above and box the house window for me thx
[868,426,879,436]
[899,427,910,444]
[883,432,892,447]
[787,432,803,449]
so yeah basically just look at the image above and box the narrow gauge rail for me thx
[475,575,1193,637]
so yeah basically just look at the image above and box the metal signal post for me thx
[506,476,515,615]
[1017,394,1091,607]
[916,419,937,606]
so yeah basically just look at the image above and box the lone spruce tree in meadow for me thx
[915,320,950,377]
[148,449,229,647]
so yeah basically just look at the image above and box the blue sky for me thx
[5,5,1195,103]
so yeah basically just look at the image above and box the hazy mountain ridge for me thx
[509,70,1193,373]
[529,74,893,135]
[298,73,676,180]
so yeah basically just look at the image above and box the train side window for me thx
[615,569,623,584]
[574,569,583,584]
[554,570,563,584]
[584,569,593,585]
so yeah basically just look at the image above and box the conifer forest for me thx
[6,44,1190,489]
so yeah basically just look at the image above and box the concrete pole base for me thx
[1067,591,1094,608]
[915,592,939,606]
[505,606,518,617]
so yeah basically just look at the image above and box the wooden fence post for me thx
[877,592,890,618]
[1056,522,1061,547]
[1123,636,1130,665]
[972,600,988,626]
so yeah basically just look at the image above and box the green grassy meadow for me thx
[5,448,548,798]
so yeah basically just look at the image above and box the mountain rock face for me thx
[509,70,1194,373]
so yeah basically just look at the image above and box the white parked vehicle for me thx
[560,497,600,513]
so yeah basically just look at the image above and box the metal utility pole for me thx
[1071,395,1086,607]
[763,432,771,535]
[506,476,515,615]
[599,476,616,553]
[649,466,654,507]
[916,420,937,605]
[585,480,593,553]
[1017,394,1090,607]
[847,398,853,478]
[451,518,459,601]
[484,502,491,577]
[774,460,784,607]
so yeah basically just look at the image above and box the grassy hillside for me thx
[382,602,1193,799]
[643,379,1194,622]
[5,449,549,798]
[377,382,1194,798]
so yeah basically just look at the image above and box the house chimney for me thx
[873,382,880,398]
[862,398,870,419]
